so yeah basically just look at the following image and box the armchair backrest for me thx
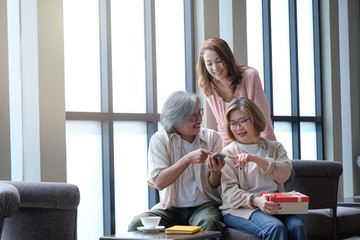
[0,183,20,238]
[1,181,80,240]
[285,159,343,239]
[285,160,342,210]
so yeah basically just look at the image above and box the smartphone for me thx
[213,152,226,164]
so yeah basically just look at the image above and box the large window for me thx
[247,0,323,160]
[64,1,103,239]
[64,0,323,239]
[64,0,190,238]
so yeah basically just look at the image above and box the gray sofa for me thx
[0,183,20,237]
[223,159,360,240]
[0,181,80,240]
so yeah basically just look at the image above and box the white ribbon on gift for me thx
[281,190,302,202]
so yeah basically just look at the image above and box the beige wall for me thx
[37,0,66,182]
[0,0,11,180]
[0,0,66,182]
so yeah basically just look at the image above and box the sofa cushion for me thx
[2,208,78,240]
[223,227,260,240]
[297,209,335,236]
[337,206,360,238]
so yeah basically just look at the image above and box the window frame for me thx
[262,0,323,160]
[65,0,194,235]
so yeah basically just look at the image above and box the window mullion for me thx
[184,0,195,92]
[262,0,274,115]
[312,0,323,160]
[144,0,159,209]
[289,0,300,159]
[99,0,115,235]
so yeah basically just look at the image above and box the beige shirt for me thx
[219,138,292,219]
[148,128,222,210]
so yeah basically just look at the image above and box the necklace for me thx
[214,81,235,102]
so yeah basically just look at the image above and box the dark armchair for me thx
[224,159,344,240]
[284,160,343,239]
[0,182,20,237]
[0,181,80,240]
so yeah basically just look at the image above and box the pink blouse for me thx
[206,68,276,147]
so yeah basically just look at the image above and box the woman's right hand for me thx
[232,152,254,169]
[230,152,269,170]
[251,194,281,215]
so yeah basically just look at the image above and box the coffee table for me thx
[99,230,221,240]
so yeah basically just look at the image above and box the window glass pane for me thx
[111,0,146,113]
[271,0,291,116]
[66,121,103,239]
[300,122,317,160]
[246,0,264,86]
[8,0,23,181]
[114,122,148,233]
[297,0,315,116]
[64,0,101,112]
[274,122,293,159]
[155,0,186,113]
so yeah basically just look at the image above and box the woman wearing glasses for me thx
[128,90,226,233]
[219,97,306,240]
[197,38,275,147]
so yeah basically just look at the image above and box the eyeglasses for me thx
[189,108,204,122]
[228,118,249,129]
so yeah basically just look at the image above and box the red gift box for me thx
[261,191,309,215]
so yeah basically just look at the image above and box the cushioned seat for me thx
[337,205,360,239]
[297,209,336,237]
[223,227,260,239]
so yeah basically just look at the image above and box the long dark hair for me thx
[197,38,248,97]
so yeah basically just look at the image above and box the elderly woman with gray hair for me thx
[128,90,226,233]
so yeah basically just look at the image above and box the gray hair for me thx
[160,90,202,133]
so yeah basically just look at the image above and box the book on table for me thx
[165,225,202,235]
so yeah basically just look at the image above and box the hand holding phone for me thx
[213,152,226,164]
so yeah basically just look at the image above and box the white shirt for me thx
[147,128,222,210]
[236,142,277,196]
[224,101,231,109]
[173,139,209,207]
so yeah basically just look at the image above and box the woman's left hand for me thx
[252,194,281,215]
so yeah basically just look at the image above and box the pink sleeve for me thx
[241,69,276,141]
[206,88,233,147]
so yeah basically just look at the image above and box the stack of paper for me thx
[165,225,202,235]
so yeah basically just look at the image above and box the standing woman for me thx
[197,37,276,147]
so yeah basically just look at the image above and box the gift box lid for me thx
[261,191,309,202]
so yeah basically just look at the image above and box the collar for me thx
[168,128,206,145]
